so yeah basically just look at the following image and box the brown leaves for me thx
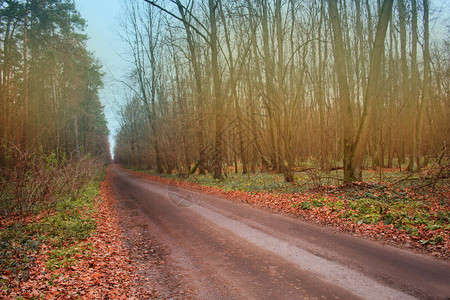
[1,171,153,299]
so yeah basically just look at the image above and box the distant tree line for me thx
[0,0,110,170]
[114,0,449,182]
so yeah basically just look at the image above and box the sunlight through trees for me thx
[0,0,110,167]
[114,0,449,182]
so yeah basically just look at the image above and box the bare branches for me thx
[113,0,450,184]
[0,144,103,217]
[142,0,211,45]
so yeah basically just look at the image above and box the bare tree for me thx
[112,0,449,182]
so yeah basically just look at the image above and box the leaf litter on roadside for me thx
[1,171,156,299]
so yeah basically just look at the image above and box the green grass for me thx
[141,168,434,194]
[143,171,311,194]
[292,194,449,241]
[46,242,93,271]
[0,181,100,285]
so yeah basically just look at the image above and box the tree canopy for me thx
[0,0,110,168]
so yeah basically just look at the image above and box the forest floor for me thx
[0,171,155,299]
[1,165,448,299]
[127,166,450,260]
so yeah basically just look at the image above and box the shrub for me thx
[0,147,103,216]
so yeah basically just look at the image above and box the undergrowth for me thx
[144,171,308,194]
[141,168,448,195]
[294,195,449,237]
[0,181,100,289]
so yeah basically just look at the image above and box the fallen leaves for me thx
[0,171,154,299]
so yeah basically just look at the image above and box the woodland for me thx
[114,0,449,183]
[0,0,449,298]
[113,0,450,263]
[0,0,110,212]
[0,1,112,296]
[0,0,110,165]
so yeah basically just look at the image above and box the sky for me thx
[75,0,129,157]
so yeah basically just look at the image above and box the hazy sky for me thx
[75,0,128,156]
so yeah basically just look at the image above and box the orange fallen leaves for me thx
[1,170,155,299]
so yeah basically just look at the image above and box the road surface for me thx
[109,165,450,299]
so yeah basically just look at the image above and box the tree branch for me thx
[142,0,210,45]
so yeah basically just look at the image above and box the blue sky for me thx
[75,0,128,156]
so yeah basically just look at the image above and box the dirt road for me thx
[109,165,450,299]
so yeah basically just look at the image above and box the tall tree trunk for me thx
[1,16,14,168]
[409,0,419,171]
[350,0,393,180]
[148,11,163,173]
[398,0,413,172]
[210,0,224,180]
[247,1,264,172]
[275,0,283,89]
[176,1,207,174]
[318,0,326,168]
[327,0,355,182]
[365,0,374,60]
[355,0,367,112]
[386,19,394,168]
[22,0,29,150]
[415,0,430,169]
[328,0,393,181]
[261,0,278,171]
[218,2,248,174]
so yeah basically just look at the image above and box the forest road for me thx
[109,165,450,300]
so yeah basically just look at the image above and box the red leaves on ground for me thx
[2,171,155,299]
